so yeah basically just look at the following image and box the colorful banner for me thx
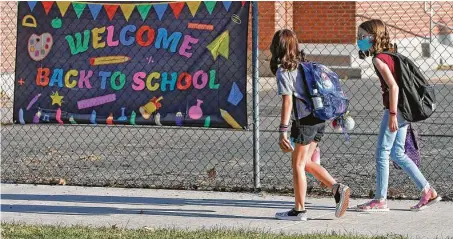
[14,1,249,129]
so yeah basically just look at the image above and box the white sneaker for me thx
[275,208,308,221]
[333,183,351,217]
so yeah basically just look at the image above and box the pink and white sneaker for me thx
[356,199,389,212]
[411,188,442,211]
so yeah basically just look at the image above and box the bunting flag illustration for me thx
[120,4,135,21]
[222,1,232,12]
[88,3,102,20]
[204,1,216,15]
[72,2,86,19]
[56,1,70,17]
[104,4,119,21]
[137,4,152,21]
[42,1,54,15]
[27,1,37,12]
[186,1,201,17]
[153,3,168,21]
[169,2,185,19]
[26,1,244,20]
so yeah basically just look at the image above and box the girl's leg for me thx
[305,142,336,189]
[390,120,441,210]
[305,141,350,218]
[358,110,395,212]
[375,110,398,200]
[292,143,311,211]
[275,142,311,221]
[390,123,429,192]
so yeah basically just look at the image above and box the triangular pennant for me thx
[27,1,37,12]
[222,1,232,11]
[42,1,54,15]
[104,5,119,21]
[241,1,246,7]
[186,1,201,17]
[153,3,168,21]
[120,4,135,21]
[72,2,86,19]
[137,5,152,21]
[204,1,216,15]
[207,31,229,60]
[56,1,70,16]
[169,2,184,19]
[88,3,102,20]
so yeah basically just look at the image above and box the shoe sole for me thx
[411,196,442,212]
[356,208,390,212]
[427,196,442,206]
[335,186,350,218]
[275,216,307,221]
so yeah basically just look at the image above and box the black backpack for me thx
[375,52,436,122]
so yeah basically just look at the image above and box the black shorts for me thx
[290,114,326,145]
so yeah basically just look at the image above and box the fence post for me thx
[252,1,261,190]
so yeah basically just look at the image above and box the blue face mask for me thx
[357,37,373,51]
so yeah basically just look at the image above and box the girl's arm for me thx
[279,95,292,151]
[280,95,292,126]
[373,57,399,132]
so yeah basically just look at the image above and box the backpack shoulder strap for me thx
[375,51,404,64]
[299,62,310,92]
[291,64,304,128]
[290,63,313,128]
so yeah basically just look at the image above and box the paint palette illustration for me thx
[28,33,53,61]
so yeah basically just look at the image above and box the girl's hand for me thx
[389,115,398,132]
[279,132,293,152]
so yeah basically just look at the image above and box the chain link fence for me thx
[1,1,452,200]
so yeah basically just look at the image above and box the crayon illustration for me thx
[90,110,97,125]
[204,116,211,128]
[56,108,63,125]
[106,113,113,125]
[33,109,42,123]
[155,113,162,126]
[69,114,77,124]
[26,93,41,110]
[130,111,136,125]
[176,112,183,126]
[19,108,25,124]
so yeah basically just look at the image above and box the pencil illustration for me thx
[89,56,131,66]
[220,109,241,129]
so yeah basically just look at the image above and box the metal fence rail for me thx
[1,1,452,200]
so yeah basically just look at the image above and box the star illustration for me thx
[50,91,64,106]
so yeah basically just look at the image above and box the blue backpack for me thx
[296,62,349,121]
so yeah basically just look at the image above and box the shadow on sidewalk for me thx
[0,193,365,219]
[1,204,273,220]
[1,194,298,209]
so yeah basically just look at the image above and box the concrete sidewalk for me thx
[1,184,452,239]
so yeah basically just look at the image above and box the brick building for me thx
[256,1,452,77]
[258,1,452,47]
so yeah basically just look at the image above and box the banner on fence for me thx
[14,1,249,128]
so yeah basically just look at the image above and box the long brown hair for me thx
[269,29,301,75]
[359,19,395,54]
